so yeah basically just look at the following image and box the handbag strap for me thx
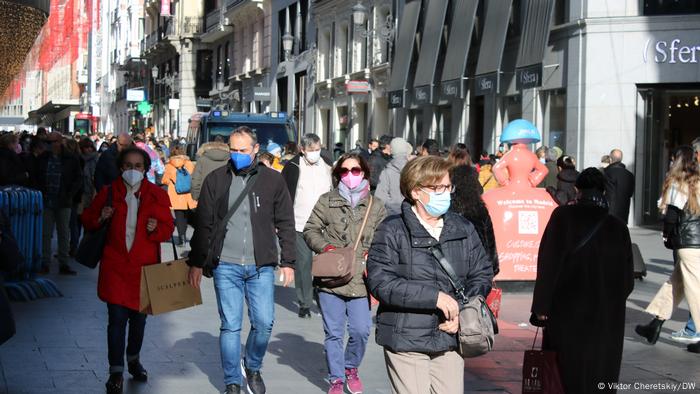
[429,245,467,303]
[352,195,373,252]
[532,327,540,350]
[170,234,179,260]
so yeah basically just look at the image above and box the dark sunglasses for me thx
[338,167,363,177]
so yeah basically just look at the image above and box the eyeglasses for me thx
[420,184,455,195]
[338,167,363,177]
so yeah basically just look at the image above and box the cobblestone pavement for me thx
[1,228,699,393]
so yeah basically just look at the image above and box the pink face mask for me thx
[340,172,364,189]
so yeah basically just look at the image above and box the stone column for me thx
[179,40,198,138]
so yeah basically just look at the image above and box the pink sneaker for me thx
[345,368,363,394]
[328,378,344,394]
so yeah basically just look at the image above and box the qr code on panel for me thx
[518,211,538,235]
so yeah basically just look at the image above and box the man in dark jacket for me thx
[37,132,83,275]
[368,135,392,191]
[280,133,333,318]
[188,126,296,394]
[604,149,635,224]
[94,133,132,192]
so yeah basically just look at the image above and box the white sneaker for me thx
[670,329,700,343]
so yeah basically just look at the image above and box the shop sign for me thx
[126,89,145,102]
[388,90,404,108]
[474,72,499,96]
[345,80,370,93]
[413,85,432,105]
[644,38,700,64]
[254,88,271,102]
[333,80,347,98]
[440,79,463,100]
[516,64,543,90]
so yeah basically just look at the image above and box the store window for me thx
[644,0,700,15]
[543,89,566,152]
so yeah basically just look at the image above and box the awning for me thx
[411,0,449,105]
[439,0,479,100]
[387,0,422,109]
[474,0,513,96]
[515,0,555,90]
[35,99,80,115]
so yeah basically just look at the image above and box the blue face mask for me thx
[420,189,451,217]
[230,152,253,170]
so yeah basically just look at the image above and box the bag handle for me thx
[351,195,373,252]
[532,327,540,350]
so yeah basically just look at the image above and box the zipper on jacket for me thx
[252,192,259,213]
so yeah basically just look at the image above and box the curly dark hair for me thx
[449,164,488,220]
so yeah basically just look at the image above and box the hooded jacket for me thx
[191,142,230,200]
[375,157,408,216]
[548,168,579,206]
[161,155,197,210]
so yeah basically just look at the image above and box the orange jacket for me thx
[161,155,197,210]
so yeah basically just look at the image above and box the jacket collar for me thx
[400,200,469,247]
[608,162,626,170]
[226,161,261,177]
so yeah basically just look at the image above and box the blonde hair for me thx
[659,145,700,215]
[400,156,453,205]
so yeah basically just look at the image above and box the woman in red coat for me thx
[82,147,174,394]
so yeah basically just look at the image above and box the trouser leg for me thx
[294,232,314,309]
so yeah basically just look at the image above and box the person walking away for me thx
[367,156,493,394]
[635,145,700,353]
[161,147,197,246]
[81,147,174,394]
[531,168,634,393]
[419,138,440,156]
[478,156,499,192]
[537,147,558,189]
[187,126,296,394]
[368,135,392,191]
[0,133,29,186]
[281,133,333,318]
[450,164,499,275]
[37,132,82,275]
[303,152,386,394]
[95,133,133,191]
[447,143,481,194]
[604,148,635,224]
[547,155,578,205]
[375,138,412,215]
[79,137,99,209]
[20,136,46,189]
[191,140,230,200]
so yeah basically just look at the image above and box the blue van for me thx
[186,111,296,158]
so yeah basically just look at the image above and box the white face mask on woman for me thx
[122,169,144,186]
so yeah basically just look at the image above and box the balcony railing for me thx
[205,9,219,32]
[142,17,205,53]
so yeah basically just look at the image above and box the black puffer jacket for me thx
[548,168,579,206]
[367,201,493,354]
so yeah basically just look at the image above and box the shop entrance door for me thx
[637,86,700,226]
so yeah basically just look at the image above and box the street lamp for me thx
[282,32,294,60]
[352,1,368,25]
[352,1,395,42]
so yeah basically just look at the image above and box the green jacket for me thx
[303,190,387,298]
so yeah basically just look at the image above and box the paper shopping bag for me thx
[139,259,202,315]
[522,349,565,394]
[486,283,502,318]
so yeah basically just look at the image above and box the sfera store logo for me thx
[644,38,700,64]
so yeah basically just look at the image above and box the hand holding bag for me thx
[75,185,112,269]
[312,196,373,288]
[429,245,498,358]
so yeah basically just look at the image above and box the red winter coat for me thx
[82,178,174,310]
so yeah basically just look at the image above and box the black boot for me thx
[635,318,665,344]
[128,360,148,382]
[105,373,123,394]
[688,342,700,353]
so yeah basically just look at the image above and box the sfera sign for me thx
[644,38,700,64]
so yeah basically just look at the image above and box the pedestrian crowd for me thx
[0,124,694,394]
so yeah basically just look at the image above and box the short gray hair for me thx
[230,126,258,145]
[300,133,321,149]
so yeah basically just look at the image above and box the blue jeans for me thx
[686,315,696,335]
[213,264,275,386]
[318,292,372,381]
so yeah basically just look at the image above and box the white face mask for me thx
[122,169,144,186]
[305,150,321,164]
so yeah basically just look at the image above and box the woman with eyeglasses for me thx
[82,147,174,394]
[366,156,493,394]
[303,152,386,394]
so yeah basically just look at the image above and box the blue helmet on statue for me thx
[500,119,542,144]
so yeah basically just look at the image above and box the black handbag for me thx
[75,185,113,269]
